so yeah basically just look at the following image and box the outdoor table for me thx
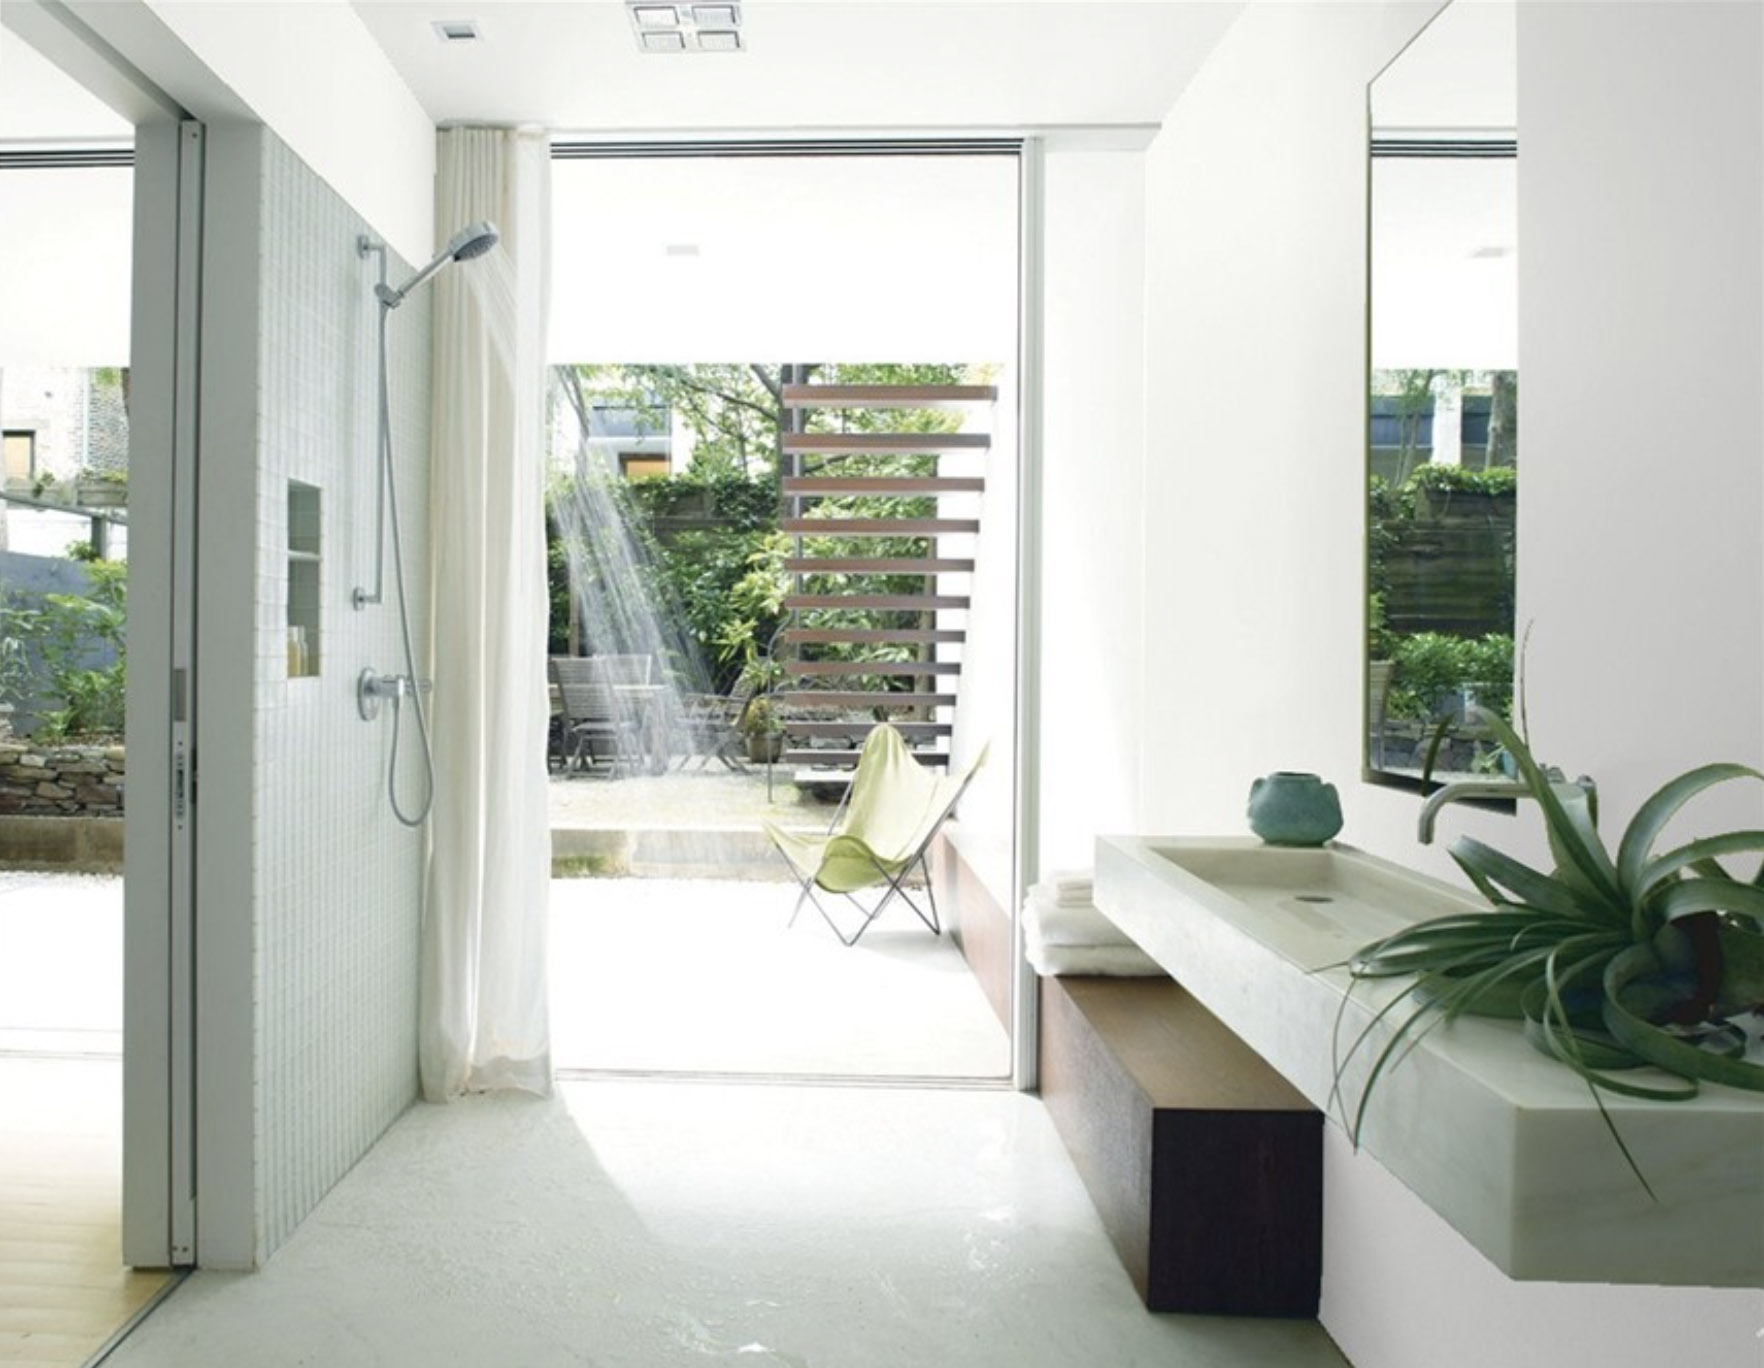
[614,683,670,774]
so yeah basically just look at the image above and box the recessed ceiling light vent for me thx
[432,19,480,43]
[626,0,744,53]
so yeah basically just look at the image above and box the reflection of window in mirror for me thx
[1367,0,1517,789]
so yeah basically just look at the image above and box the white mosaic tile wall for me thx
[253,133,431,1260]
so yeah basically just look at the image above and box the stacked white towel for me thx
[1023,869,1162,977]
[1039,869,1095,905]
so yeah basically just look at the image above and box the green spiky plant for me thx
[1336,708,1764,1193]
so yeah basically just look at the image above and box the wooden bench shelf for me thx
[1038,975,1323,1318]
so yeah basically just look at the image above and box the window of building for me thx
[3,430,36,482]
[619,453,670,481]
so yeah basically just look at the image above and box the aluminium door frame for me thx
[549,134,1043,1088]
[119,117,203,1269]
[1011,137,1044,1090]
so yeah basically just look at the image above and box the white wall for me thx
[1037,147,1146,874]
[144,1,435,265]
[1140,1,1763,1363]
[948,376,1019,896]
[196,124,431,1268]
[55,0,434,265]
[1141,0,1419,846]
[1516,0,1763,840]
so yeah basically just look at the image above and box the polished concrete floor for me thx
[105,1081,1349,1368]
[8,874,1344,1366]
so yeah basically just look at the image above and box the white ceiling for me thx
[1,1,1250,370]
[350,1,1245,132]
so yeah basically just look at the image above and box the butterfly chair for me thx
[764,724,987,947]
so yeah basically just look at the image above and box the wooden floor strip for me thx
[0,1058,170,1368]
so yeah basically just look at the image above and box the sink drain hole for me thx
[1295,894,1334,904]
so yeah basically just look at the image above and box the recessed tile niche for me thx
[287,482,320,678]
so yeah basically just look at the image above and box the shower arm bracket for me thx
[354,234,391,611]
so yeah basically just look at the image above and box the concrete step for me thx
[551,825,810,881]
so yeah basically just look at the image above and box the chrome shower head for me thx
[374,220,500,308]
[445,221,499,262]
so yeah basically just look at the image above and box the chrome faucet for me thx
[1417,768,1598,843]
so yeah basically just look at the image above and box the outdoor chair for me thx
[678,672,758,770]
[763,723,987,947]
[549,655,641,777]
[595,653,654,686]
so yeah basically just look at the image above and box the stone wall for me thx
[0,739,125,816]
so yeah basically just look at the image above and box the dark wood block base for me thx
[1039,975,1322,1317]
[931,832,1013,1031]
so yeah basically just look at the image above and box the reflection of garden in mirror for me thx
[1367,0,1517,788]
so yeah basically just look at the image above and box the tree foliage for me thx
[548,362,989,690]
[0,559,127,738]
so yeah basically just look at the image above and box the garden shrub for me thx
[0,558,127,739]
[1386,631,1513,722]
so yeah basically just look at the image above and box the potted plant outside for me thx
[1337,707,1764,1192]
[740,695,784,764]
[76,469,127,508]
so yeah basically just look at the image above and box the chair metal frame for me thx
[678,673,758,771]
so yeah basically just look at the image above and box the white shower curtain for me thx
[420,127,553,1100]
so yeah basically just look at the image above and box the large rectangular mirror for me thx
[1366,1,1517,788]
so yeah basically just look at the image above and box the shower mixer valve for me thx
[356,669,432,722]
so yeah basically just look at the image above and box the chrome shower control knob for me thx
[356,669,408,721]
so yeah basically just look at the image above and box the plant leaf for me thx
[1472,708,1624,907]
[1639,831,1764,897]
[1652,877,1764,930]
[1604,946,1764,1094]
[1449,834,1609,922]
[1713,919,1764,1014]
[1617,763,1764,898]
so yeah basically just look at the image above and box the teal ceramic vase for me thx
[1247,771,1343,846]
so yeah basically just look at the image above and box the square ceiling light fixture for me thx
[627,3,743,53]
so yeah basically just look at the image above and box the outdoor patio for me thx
[548,760,826,832]
[547,760,842,879]
[3,793,1007,1082]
